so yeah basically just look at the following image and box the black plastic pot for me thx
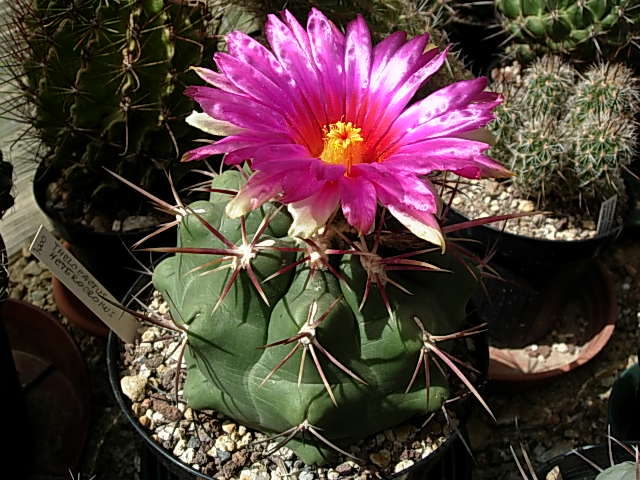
[108,331,475,480]
[608,356,640,442]
[107,273,487,480]
[446,209,620,283]
[538,442,639,480]
[33,162,176,299]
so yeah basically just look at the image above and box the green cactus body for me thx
[490,56,639,209]
[5,1,261,214]
[496,0,639,62]
[153,170,478,465]
[595,461,637,480]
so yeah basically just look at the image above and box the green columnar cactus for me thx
[490,56,640,209]
[3,1,258,216]
[496,0,640,62]
[152,170,480,465]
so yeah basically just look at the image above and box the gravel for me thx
[443,179,617,241]
[7,232,640,480]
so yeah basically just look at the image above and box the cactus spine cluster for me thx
[496,0,640,62]
[2,0,240,217]
[151,169,482,465]
[489,56,640,210]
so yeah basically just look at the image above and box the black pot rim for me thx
[446,207,622,246]
[107,331,467,479]
[33,161,168,239]
[537,442,640,479]
[106,272,474,480]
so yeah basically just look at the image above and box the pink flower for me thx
[183,9,509,247]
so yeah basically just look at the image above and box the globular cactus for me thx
[490,55,639,209]
[596,461,637,480]
[2,0,257,215]
[495,0,640,63]
[150,170,483,465]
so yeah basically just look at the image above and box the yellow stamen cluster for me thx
[319,121,364,174]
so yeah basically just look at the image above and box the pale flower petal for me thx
[387,205,445,251]
[287,182,340,238]
[186,111,245,137]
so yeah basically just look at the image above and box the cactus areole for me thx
[153,9,508,465]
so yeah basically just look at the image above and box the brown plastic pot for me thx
[52,274,110,338]
[2,298,91,476]
[488,260,617,381]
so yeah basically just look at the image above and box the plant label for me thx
[29,225,137,343]
[597,195,617,236]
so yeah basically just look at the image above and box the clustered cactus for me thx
[496,0,640,63]
[146,169,487,465]
[2,0,255,218]
[489,55,640,210]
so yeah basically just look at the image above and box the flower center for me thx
[319,121,364,174]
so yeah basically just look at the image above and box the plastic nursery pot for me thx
[538,442,640,480]
[2,298,91,478]
[108,331,474,480]
[486,259,617,381]
[445,208,620,284]
[106,273,482,480]
[33,162,175,299]
[52,262,110,338]
[608,356,640,441]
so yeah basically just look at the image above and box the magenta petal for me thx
[371,31,407,81]
[250,145,313,171]
[226,171,282,218]
[226,31,289,90]
[266,14,327,128]
[387,138,511,178]
[185,86,289,132]
[370,34,429,96]
[344,15,372,122]
[214,53,288,108]
[340,176,377,234]
[361,164,437,213]
[389,78,491,136]
[307,8,345,121]
[191,67,245,95]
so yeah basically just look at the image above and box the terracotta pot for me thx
[1,299,91,476]
[487,260,617,381]
[52,274,110,338]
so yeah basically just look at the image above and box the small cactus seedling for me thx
[119,7,510,467]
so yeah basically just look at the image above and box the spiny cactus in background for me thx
[496,0,640,63]
[147,169,485,465]
[1,0,259,220]
[490,55,640,210]
[249,0,474,94]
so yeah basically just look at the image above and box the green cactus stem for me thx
[148,169,484,465]
[496,0,640,63]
